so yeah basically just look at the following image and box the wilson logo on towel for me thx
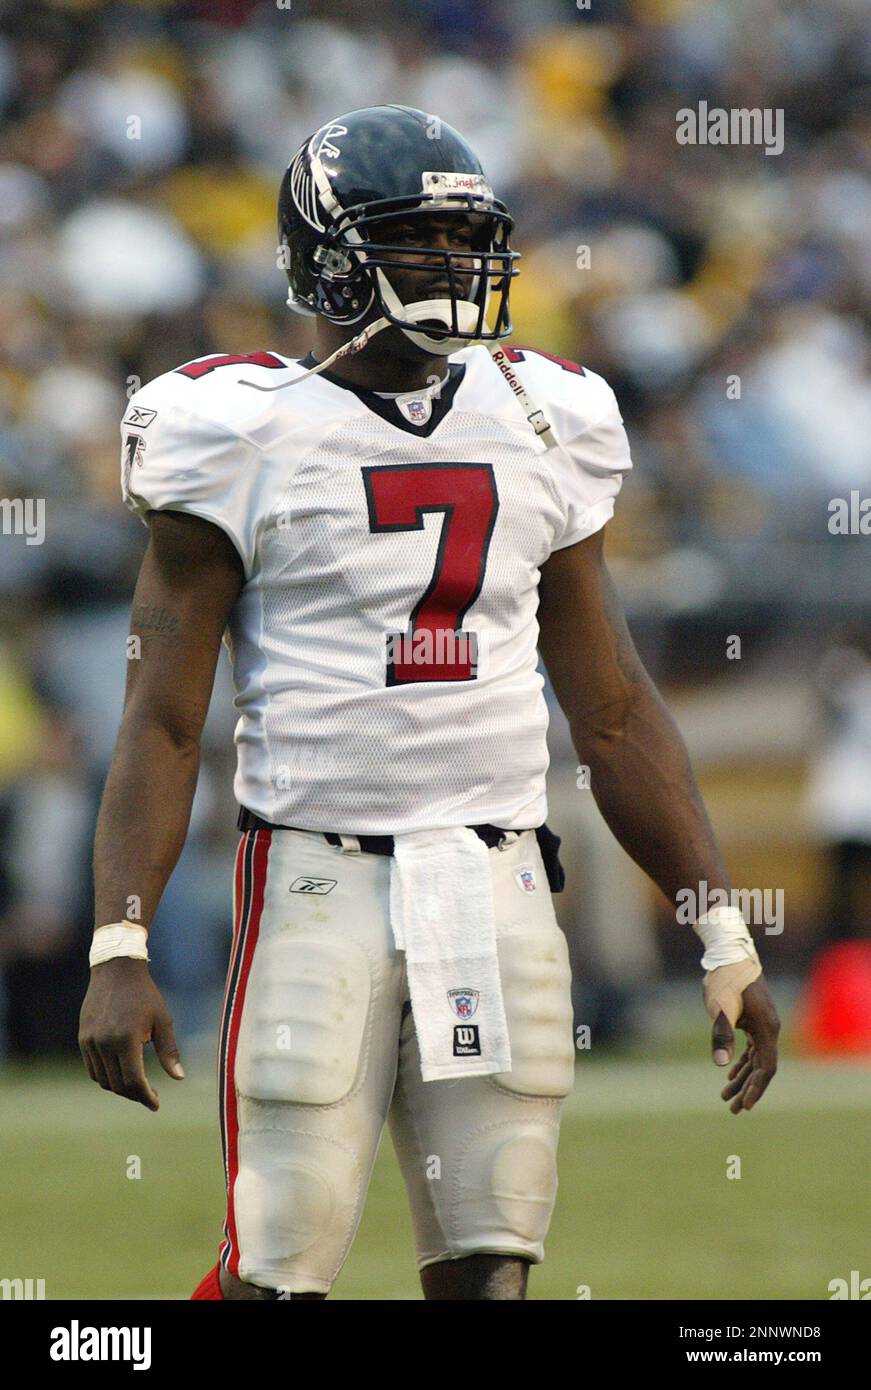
[453,1024,481,1057]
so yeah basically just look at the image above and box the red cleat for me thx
[191,1263,224,1300]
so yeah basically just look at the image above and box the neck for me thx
[311,318,450,392]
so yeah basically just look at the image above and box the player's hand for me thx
[79,957,184,1110]
[709,974,780,1114]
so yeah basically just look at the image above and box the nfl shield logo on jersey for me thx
[447,988,479,1019]
[397,394,432,427]
[515,867,537,893]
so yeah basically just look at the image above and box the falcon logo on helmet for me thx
[313,123,348,163]
[277,104,519,356]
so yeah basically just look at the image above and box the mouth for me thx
[414,317,453,337]
[419,282,473,302]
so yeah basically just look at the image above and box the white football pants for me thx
[216,824,575,1294]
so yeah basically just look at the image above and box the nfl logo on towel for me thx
[447,988,479,1019]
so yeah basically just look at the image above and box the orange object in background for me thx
[795,942,871,1055]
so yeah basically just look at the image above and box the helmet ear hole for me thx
[280,222,320,306]
[304,247,323,293]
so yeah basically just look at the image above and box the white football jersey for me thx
[120,343,632,834]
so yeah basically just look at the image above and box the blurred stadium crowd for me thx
[1,0,869,1056]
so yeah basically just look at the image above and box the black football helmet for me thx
[277,104,519,355]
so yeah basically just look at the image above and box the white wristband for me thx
[89,922,149,968]
[692,905,760,972]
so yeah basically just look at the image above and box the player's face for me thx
[354,211,485,364]
[371,212,480,306]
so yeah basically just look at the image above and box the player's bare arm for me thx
[79,510,244,1110]
[537,528,780,1112]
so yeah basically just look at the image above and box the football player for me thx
[79,105,780,1301]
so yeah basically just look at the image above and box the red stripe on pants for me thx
[219,829,271,1276]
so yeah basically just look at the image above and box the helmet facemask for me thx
[281,188,518,355]
[339,197,517,354]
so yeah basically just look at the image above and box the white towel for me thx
[389,825,512,1082]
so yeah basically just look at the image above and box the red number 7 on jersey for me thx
[362,462,499,684]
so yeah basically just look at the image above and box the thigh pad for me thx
[235,935,372,1106]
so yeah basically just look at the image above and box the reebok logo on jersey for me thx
[453,1024,481,1057]
[289,876,337,894]
[122,406,157,428]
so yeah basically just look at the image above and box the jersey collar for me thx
[298,352,466,437]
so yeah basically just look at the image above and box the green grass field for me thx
[2,1039,868,1301]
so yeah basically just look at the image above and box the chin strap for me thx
[246,306,559,451]
[373,269,473,356]
[367,255,558,445]
[238,317,393,392]
[487,343,558,450]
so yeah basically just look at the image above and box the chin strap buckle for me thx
[488,345,557,450]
